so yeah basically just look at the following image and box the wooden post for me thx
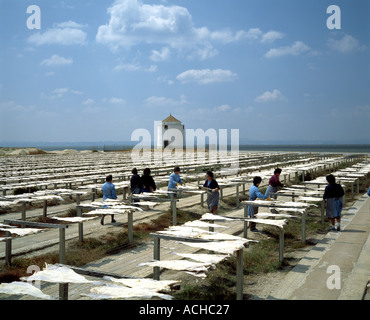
[236,185,240,208]
[5,231,12,266]
[171,194,177,226]
[236,248,244,300]
[43,200,47,218]
[76,194,81,206]
[59,283,68,301]
[123,187,127,201]
[128,211,133,243]
[21,203,26,227]
[301,211,306,244]
[59,228,66,264]
[321,200,325,224]
[153,237,160,280]
[243,206,248,239]
[279,228,284,262]
[77,206,83,243]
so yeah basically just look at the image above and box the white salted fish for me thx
[173,252,229,264]
[51,216,95,223]
[273,208,306,214]
[21,264,93,284]
[0,227,44,236]
[246,219,287,229]
[84,285,173,300]
[180,240,253,255]
[255,212,297,219]
[83,209,125,215]
[0,281,52,300]
[128,202,158,207]
[184,220,229,229]
[297,197,323,202]
[138,260,210,272]
[102,277,180,293]
[200,213,236,221]
[156,226,244,241]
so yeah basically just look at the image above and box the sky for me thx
[0,0,369,145]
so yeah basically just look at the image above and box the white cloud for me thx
[0,101,36,113]
[40,54,73,67]
[255,89,286,103]
[150,47,171,61]
[265,41,310,58]
[40,88,83,99]
[82,98,95,105]
[213,104,231,112]
[95,0,280,60]
[54,21,87,29]
[327,34,365,53]
[157,76,174,86]
[144,95,187,107]
[114,61,157,72]
[28,21,87,46]
[109,97,125,104]
[261,30,285,43]
[176,69,237,84]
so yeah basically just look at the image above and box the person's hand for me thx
[267,197,272,201]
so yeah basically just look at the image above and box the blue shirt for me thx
[367,187,370,197]
[249,185,269,201]
[167,172,183,190]
[101,182,117,201]
[248,184,269,216]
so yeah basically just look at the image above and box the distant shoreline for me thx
[1,144,370,156]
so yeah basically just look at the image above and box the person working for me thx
[248,176,269,232]
[130,168,142,203]
[323,174,344,231]
[267,168,284,199]
[141,168,156,193]
[203,171,220,214]
[100,174,117,225]
[168,166,183,197]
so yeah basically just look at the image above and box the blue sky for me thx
[0,0,369,145]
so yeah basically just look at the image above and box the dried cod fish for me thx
[103,277,180,292]
[246,219,287,229]
[22,264,94,284]
[51,216,95,223]
[184,220,229,229]
[138,260,210,272]
[200,213,237,221]
[179,240,253,255]
[173,252,229,264]
[0,281,52,300]
[83,285,173,300]
[0,227,45,236]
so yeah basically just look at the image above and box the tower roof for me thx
[162,114,181,123]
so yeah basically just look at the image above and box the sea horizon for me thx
[1,142,370,154]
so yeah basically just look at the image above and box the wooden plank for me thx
[4,219,68,229]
